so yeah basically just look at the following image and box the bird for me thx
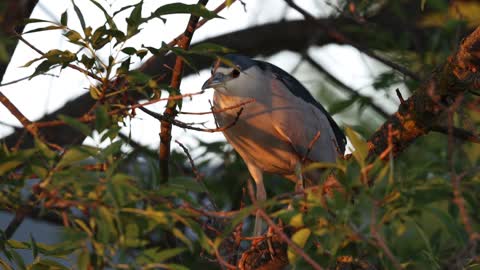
[201,54,346,235]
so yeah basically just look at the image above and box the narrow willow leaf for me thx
[288,228,311,262]
[345,127,367,167]
[189,43,234,54]
[77,250,90,270]
[58,115,91,137]
[24,18,56,24]
[57,147,91,168]
[23,25,64,34]
[71,0,86,32]
[30,234,38,259]
[88,0,118,30]
[60,10,68,26]
[152,3,222,20]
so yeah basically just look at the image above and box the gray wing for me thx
[269,81,339,163]
[254,60,346,155]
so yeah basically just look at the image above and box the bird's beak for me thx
[202,72,225,90]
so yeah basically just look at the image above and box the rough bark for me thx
[367,26,480,158]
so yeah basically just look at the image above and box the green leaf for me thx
[30,234,39,259]
[172,228,194,251]
[58,115,91,137]
[77,250,90,270]
[102,140,123,158]
[6,240,29,249]
[329,98,357,115]
[24,18,56,24]
[32,259,69,270]
[71,0,86,32]
[117,57,130,75]
[95,106,110,133]
[91,26,110,50]
[88,0,117,30]
[121,47,137,55]
[152,3,221,20]
[57,147,91,168]
[421,0,427,10]
[155,248,186,262]
[288,228,311,262]
[89,86,102,100]
[345,127,368,167]
[64,30,83,44]
[113,3,139,17]
[302,161,346,174]
[424,206,466,244]
[126,1,144,37]
[80,55,95,69]
[189,43,234,54]
[10,249,26,270]
[127,70,151,84]
[60,10,68,26]
[0,160,22,176]
[122,208,171,225]
[30,60,54,77]
[100,125,121,142]
[169,177,205,192]
[23,25,64,34]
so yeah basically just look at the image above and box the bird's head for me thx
[201,54,262,95]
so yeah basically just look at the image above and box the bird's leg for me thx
[294,162,309,212]
[294,162,304,193]
[246,163,265,236]
[254,178,266,236]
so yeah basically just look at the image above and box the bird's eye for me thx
[232,69,240,78]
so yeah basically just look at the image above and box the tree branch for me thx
[367,26,480,159]
[158,0,209,183]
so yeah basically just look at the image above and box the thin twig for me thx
[370,203,402,270]
[32,91,207,128]
[214,247,237,269]
[16,34,102,82]
[0,74,56,87]
[447,96,476,238]
[175,140,219,211]
[141,106,244,133]
[431,125,480,144]
[4,210,26,239]
[0,92,63,151]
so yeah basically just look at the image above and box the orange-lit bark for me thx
[368,26,480,159]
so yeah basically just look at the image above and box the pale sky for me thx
[0,0,401,155]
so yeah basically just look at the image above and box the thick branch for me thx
[158,0,208,183]
[367,26,480,159]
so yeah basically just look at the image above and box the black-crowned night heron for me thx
[202,54,346,235]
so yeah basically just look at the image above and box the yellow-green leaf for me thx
[288,228,311,263]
